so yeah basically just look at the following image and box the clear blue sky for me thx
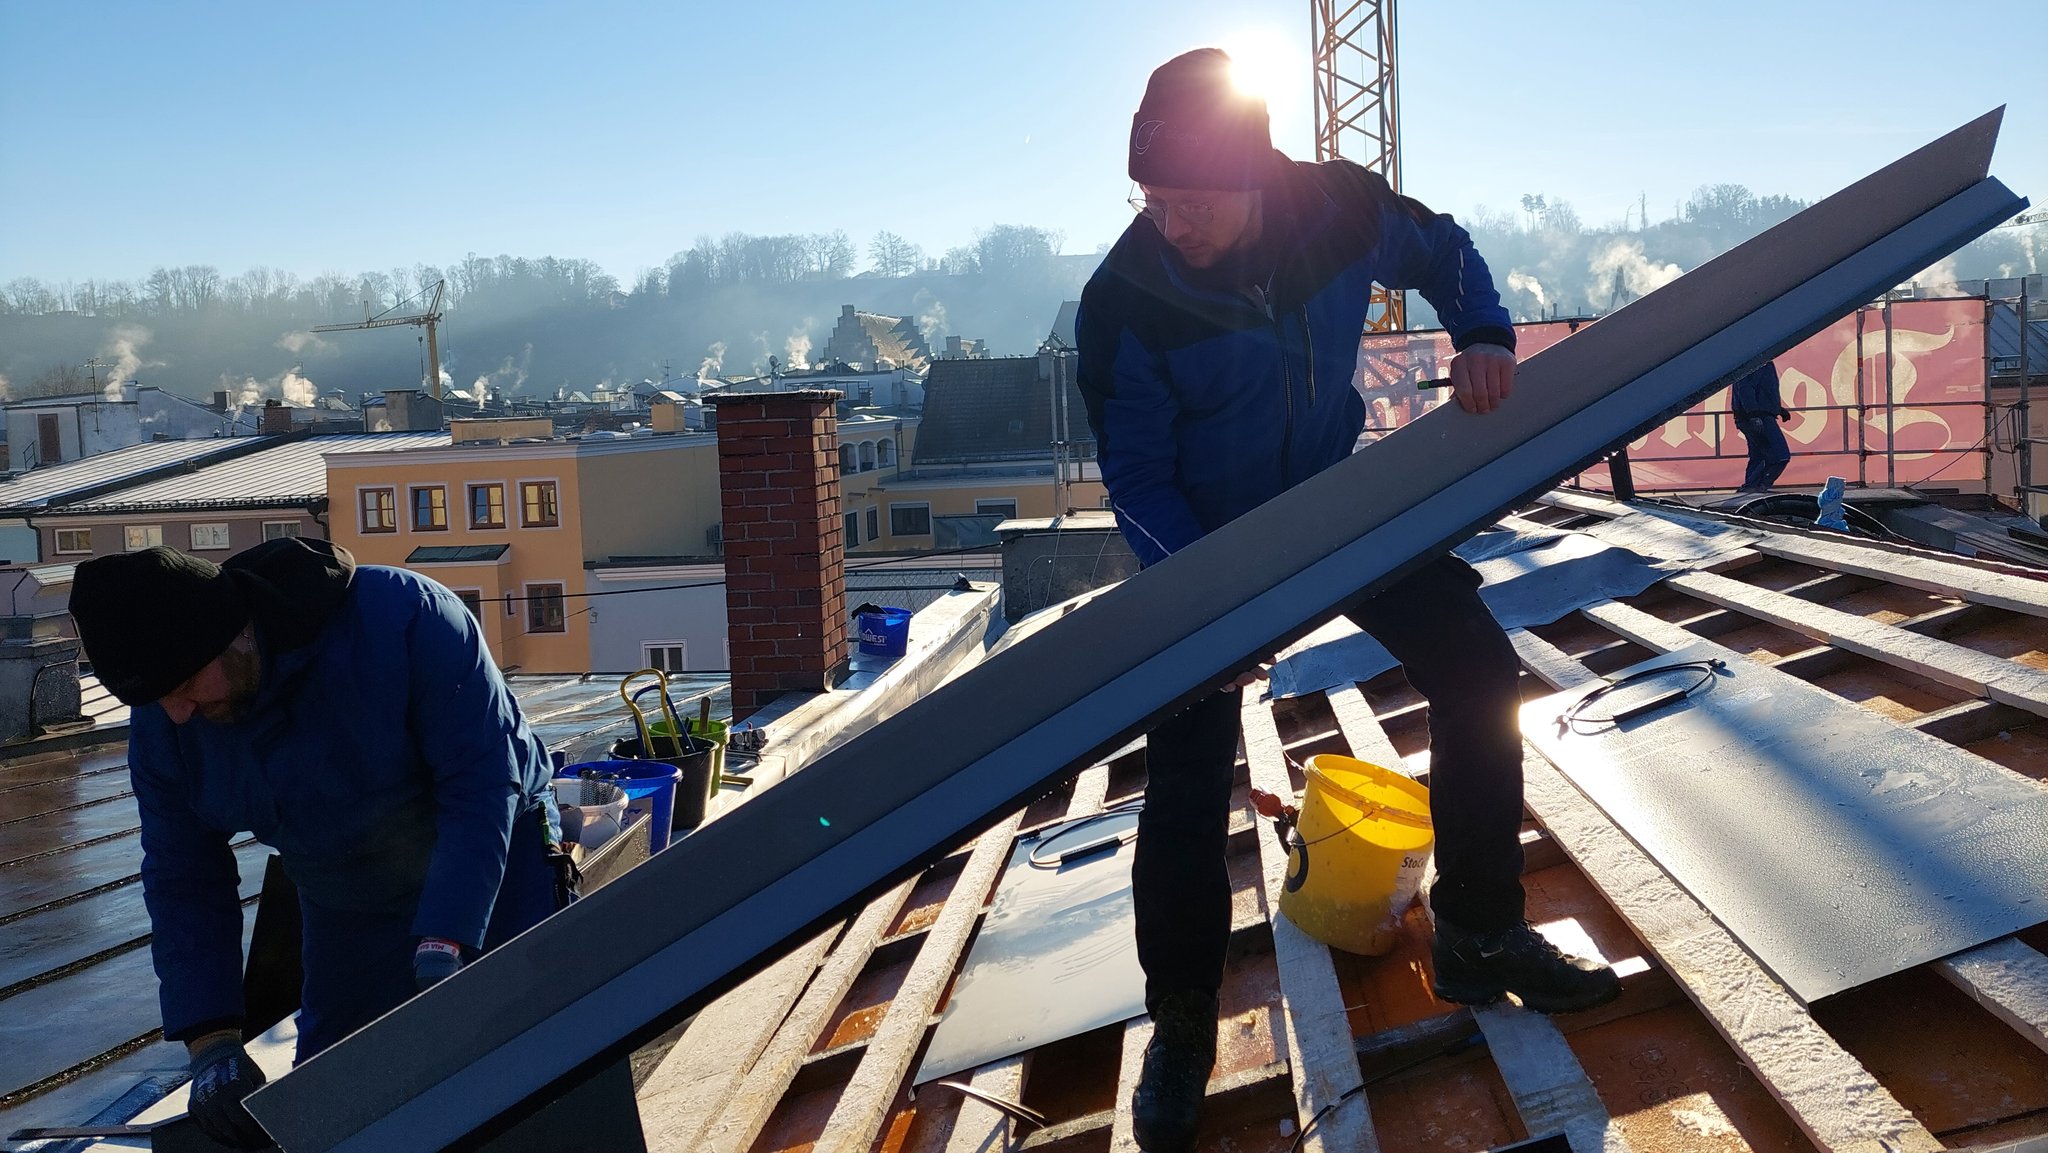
[2,0,2041,286]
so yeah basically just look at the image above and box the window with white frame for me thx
[890,502,931,536]
[411,485,448,532]
[519,481,559,528]
[643,642,687,673]
[469,483,506,529]
[124,525,163,551]
[54,528,91,554]
[360,488,397,533]
[262,521,302,541]
[975,499,1018,521]
[877,438,895,467]
[189,523,232,551]
[866,506,879,541]
[839,444,856,474]
[859,441,876,471]
[525,582,566,633]
[454,589,483,620]
[844,511,859,548]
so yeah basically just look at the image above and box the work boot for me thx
[1432,919,1622,1014]
[1131,989,1217,1153]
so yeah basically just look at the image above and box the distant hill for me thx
[2,191,2035,406]
[0,255,1099,407]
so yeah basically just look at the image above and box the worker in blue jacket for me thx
[70,539,567,1149]
[1730,360,1794,491]
[1077,49,1619,1150]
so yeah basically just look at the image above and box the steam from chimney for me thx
[785,329,813,371]
[915,294,949,344]
[474,344,533,397]
[221,373,266,409]
[100,325,155,399]
[1587,240,1682,310]
[697,341,726,388]
[280,367,317,407]
[1505,271,1548,315]
[0,372,10,401]
[1909,255,1963,295]
[276,331,331,355]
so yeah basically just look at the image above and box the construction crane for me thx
[312,280,447,399]
[1312,0,1403,331]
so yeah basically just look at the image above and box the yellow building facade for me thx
[327,431,722,673]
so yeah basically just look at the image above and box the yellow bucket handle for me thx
[1304,764,1433,830]
[620,668,688,757]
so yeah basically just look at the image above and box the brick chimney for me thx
[709,389,848,720]
[261,399,293,435]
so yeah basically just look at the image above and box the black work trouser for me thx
[1132,554,1527,1007]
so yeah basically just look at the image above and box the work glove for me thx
[414,937,465,991]
[186,1032,270,1150]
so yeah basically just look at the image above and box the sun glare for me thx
[1222,29,1292,104]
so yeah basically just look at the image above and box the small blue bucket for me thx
[854,605,912,659]
[558,759,680,852]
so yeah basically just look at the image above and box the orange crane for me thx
[313,279,447,399]
[1312,0,1403,331]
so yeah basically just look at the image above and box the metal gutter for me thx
[248,110,2024,1153]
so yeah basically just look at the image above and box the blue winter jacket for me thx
[1730,362,1785,420]
[128,539,558,1041]
[1078,154,1515,567]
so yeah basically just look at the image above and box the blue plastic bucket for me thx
[855,606,912,659]
[558,759,681,852]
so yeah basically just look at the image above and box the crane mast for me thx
[1312,0,1404,332]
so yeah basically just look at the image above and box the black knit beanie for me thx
[71,546,250,707]
[1128,48,1273,191]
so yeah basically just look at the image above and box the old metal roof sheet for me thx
[49,432,450,512]
[0,438,277,513]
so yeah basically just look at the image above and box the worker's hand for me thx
[1221,662,1272,694]
[1448,343,1516,415]
[1778,408,1793,423]
[186,1032,270,1150]
[413,937,465,991]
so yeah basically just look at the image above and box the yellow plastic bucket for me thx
[1277,754,1434,957]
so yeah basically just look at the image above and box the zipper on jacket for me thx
[1253,285,1297,485]
[1252,279,1298,484]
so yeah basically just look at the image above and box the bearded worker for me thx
[69,539,568,1149]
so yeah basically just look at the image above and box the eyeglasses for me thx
[1129,197,1214,228]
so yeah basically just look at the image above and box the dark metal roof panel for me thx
[914,356,1091,464]
[406,544,511,563]
[1988,301,2048,372]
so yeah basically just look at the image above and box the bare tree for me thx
[4,277,54,314]
[973,224,1061,277]
[184,265,222,310]
[26,361,88,398]
[868,231,921,277]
